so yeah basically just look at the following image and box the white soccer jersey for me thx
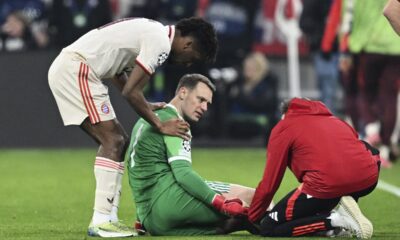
[63,18,174,79]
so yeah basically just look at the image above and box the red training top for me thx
[248,98,380,223]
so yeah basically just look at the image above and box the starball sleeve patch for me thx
[157,52,169,66]
[181,140,191,152]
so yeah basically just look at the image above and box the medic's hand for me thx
[212,194,248,217]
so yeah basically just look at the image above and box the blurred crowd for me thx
[0,0,258,53]
[1,0,399,165]
[0,0,276,139]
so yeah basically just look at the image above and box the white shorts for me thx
[48,51,116,126]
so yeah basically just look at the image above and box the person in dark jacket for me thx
[299,0,340,114]
[227,52,278,140]
[249,98,380,238]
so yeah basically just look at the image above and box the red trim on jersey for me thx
[135,59,152,76]
[168,25,172,39]
[292,222,326,236]
[285,187,302,221]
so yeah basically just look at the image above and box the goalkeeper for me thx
[126,74,256,236]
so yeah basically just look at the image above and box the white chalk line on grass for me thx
[377,180,400,198]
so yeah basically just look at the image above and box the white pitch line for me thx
[377,180,400,198]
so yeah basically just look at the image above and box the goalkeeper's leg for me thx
[145,183,261,236]
[143,184,227,236]
[148,218,252,236]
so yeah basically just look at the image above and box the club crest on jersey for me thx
[101,103,110,114]
[182,140,191,152]
[157,52,169,66]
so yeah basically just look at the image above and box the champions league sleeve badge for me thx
[157,52,169,66]
[182,140,191,152]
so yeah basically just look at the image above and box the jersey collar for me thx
[166,103,183,119]
[165,103,192,138]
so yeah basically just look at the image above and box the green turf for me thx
[0,148,399,239]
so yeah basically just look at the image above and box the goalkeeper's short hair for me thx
[175,74,216,94]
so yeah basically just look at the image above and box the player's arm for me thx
[121,65,158,124]
[112,72,129,92]
[113,71,167,111]
[165,135,247,216]
[170,160,216,202]
[248,125,291,223]
[121,65,189,139]
[170,159,247,216]
[383,0,400,36]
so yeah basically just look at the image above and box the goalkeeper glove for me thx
[211,194,248,217]
[134,220,146,235]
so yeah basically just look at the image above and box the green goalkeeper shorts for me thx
[143,181,229,236]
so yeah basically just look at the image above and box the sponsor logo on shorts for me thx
[101,103,110,114]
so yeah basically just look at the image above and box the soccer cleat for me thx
[379,145,393,168]
[364,122,381,146]
[88,221,138,238]
[114,220,137,232]
[334,227,353,238]
[365,133,381,146]
[336,196,373,239]
[313,227,353,238]
[330,227,353,238]
[380,157,393,169]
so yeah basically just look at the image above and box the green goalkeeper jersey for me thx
[126,104,217,223]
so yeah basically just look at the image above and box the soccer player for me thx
[126,74,260,236]
[48,17,217,237]
[249,98,380,238]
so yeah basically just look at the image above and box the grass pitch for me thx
[0,148,399,240]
